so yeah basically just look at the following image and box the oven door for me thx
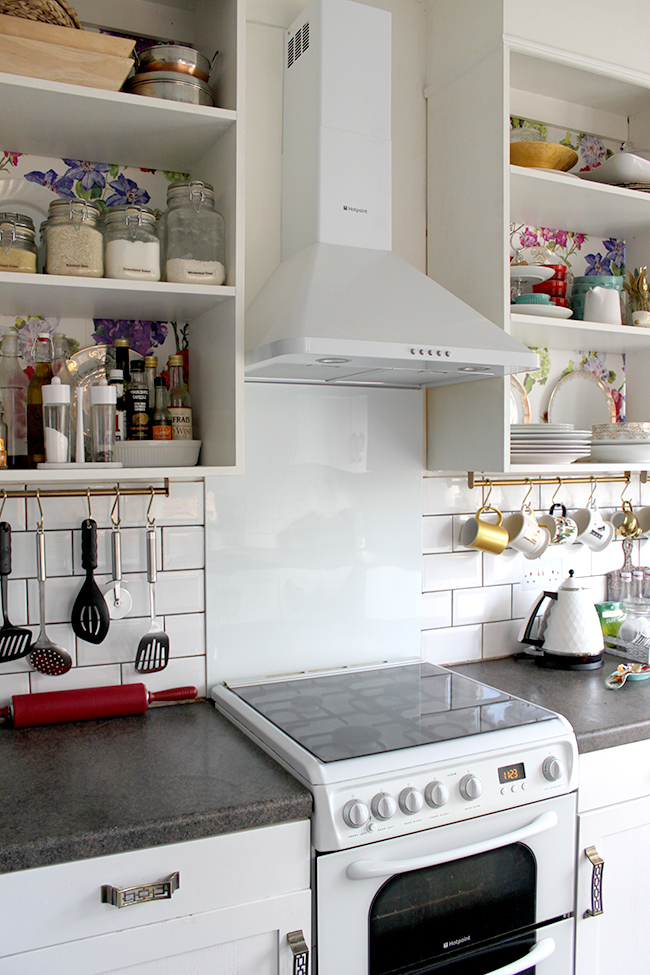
[315,793,576,975]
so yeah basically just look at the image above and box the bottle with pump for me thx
[0,331,28,468]
[168,354,192,440]
[27,333,53,467]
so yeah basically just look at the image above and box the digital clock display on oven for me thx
[498,762,525,784]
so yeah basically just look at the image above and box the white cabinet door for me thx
[0,889,311,975]
[575,795,650,975]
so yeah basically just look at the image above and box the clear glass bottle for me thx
[0,212,37,273]
[152,376,172,440]
[0,331,28,469]
[27,333,53,467]
[126,360,151,440]
[619,569,650,657]
[168,354,192,440]
[163,180,226,285]
[103,205,160,281]
[144,355,158,410]
[108,369,127,442]
[90,379,116,462]
[45,199,103,277]
[42,377,70,464]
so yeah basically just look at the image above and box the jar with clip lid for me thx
[0,212,37,274]
[45,199,103,277]
[104,205,160,281]
[163,180,225,285]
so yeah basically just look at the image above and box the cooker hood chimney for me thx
[245,0,538,388]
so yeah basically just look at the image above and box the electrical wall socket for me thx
[521,560,563,592]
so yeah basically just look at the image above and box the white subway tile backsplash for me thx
[30,661,120,694]
[453,585,511,626]
[120,481,204,528]
[0,671,30,705]
[482,548,523,586]
[422,516,453,554]
[163,613,205,656]
[11,530,72,578]
[422,476,481,516]
[76,616,150,667]
[423,551,481,592]
[512,583,540,621]
[591,537,627,577]
[421,591,451,630]
[155,570,204,614]
[421,624,482,665]
[6,579,27,626]
[0,499,26,531]
[121,655,206,696]
[27,575,81,625]
[483,619,523,659]
[73,526,162,576]
[162,526,205,570]
[26,490,114,531]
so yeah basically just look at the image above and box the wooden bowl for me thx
[510,142,579,172]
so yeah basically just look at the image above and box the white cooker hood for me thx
[245,0,538,388]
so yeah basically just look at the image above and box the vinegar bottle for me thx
[168,354,192,440]
[27,333,53,467]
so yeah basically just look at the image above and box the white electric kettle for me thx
[519,570,604,670]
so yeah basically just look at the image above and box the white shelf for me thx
[0,273,235,321]
[510,165,650,239]
[0,71,236,172]
[508,462,650,474]
[509,313,650,353]
[0,465,239,485]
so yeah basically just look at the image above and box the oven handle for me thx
[482,937,555,975]
[346,810,558,880]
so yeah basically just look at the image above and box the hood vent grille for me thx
[288,22,310,67]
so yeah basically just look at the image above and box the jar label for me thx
[153,423,172,441]
[169,408,192,440]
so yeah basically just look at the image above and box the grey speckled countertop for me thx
[0,700,312,876]
[455,652,650,754]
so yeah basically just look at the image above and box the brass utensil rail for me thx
[0,479,170,501]
[467,473,633,490]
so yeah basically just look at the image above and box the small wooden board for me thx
[0,12,135,56]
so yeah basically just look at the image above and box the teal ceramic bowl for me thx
[514,293,551,305]
[572,275,624,288]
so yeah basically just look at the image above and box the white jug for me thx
[583,285,622,325]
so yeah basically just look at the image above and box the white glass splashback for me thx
[205,383,423,683]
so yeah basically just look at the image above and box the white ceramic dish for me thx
[113,440,202,468]
[511,304,573,319]
[509,376,531,424]
[592,422,650,442]
[511,424,574,431]
[578,152,650,185]
[548,370,616,428]
[510,451,589,464]
[591,443,650,463]
[509,265,555,283]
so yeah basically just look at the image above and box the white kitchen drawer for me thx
[0,820,310,958]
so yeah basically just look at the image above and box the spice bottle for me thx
[108,369,127,442]
[45,199,103,278]
[126,360,151,440]
[103,205,161,281]
[168,354,192,440]
[42,377,70,464]
[144,355,158,410]
[152,376,172,440]
[27,334,53,467]
[90,379,117,462]
[0,212,37,274]
[163,180,226,285]
[0,331,28,469]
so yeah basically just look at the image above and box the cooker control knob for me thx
[425,780,449,807]
[543,757,565,782]
[371,793,397,821]
[342,799,370,828]
[459,774,483,801]
[398,788,424,814]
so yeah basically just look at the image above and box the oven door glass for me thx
[369,843,536,975]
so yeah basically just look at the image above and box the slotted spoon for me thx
[0,522,32,662]
[30,527,72,676]
[71,518,110,644]
[135,526,169,673]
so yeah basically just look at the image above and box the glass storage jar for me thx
[163,180,226,285]
[103,205,161,281]
[0,212,37,273]
[45,199,103,277]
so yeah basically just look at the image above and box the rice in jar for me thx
[45,199,103,277]
[0,212,37,274]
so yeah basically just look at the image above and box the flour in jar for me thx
[105,239,161,280]
[165,258,226,285]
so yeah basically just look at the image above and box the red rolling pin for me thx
[0,684,198,728]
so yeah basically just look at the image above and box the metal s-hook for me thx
[110,486,121,528]
[483,478,493,507]
[521,478,534,512]
[551,477,563,505]
[588,476,598,508]
[86,488,92,521]
[621,474,632,504]
[35,489,44,531]
[146,486,156,527]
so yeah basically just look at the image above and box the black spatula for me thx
[0,522,32,661]
[71,518,110,644]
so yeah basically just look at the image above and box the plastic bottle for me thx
[27,333,53,467]
[0,331,28,468]
[42,376,70,464]
[90,378,117,462]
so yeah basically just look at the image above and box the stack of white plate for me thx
[511,424,592,464]
[591,422,650,462]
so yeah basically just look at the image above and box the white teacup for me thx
[503,508,550,560]
[573,504,615,552]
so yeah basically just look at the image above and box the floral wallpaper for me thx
[510,117,620,174]
[516,349,625,425]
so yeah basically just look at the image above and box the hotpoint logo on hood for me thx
[343,205,368,214]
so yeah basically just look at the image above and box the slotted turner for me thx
[0,521,32,661]
[71,518,110,644]
[135,526,169,673]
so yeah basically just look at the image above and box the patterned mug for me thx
[538,503,578,545]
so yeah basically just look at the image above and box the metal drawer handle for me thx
[287,929,309,975]
[101,871,180,908]
[482,937,555,975]
[584,845,604,918]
